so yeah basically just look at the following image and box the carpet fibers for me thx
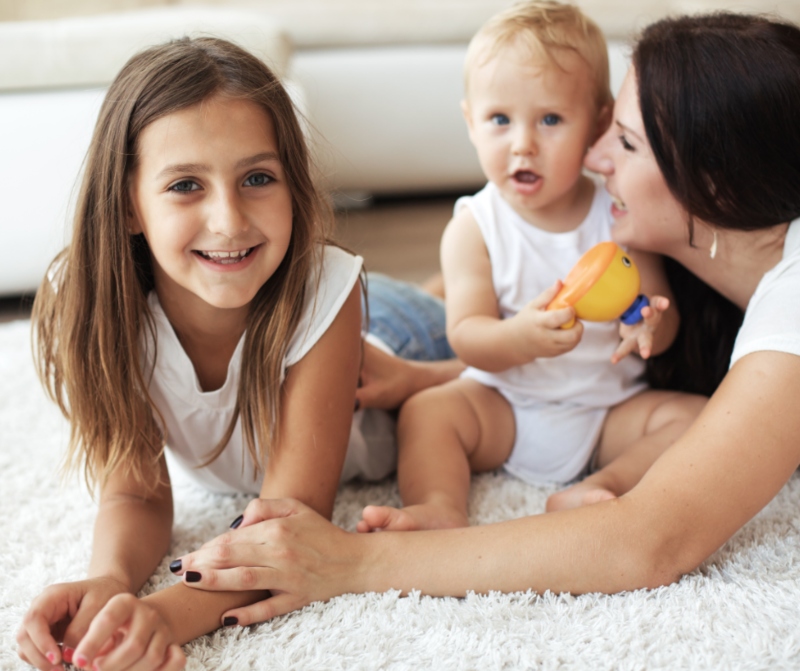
[2,319,799,670]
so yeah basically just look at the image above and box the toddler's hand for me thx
[16,576,128,671]
[511,281,583,361]
[70,593,185,671]
[612,296,670,363]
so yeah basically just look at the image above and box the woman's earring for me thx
[709,230,718,260]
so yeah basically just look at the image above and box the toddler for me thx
[359,1,706,533]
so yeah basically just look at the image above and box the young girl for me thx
[17,36,457,671]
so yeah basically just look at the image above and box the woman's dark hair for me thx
[632,13,800,394]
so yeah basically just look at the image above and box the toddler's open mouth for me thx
[194,246,256,265]
[512,170,540,184]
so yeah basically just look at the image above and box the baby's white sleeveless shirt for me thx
[457,181,646,408]
[730,218,800,366]
[142,246,383,494]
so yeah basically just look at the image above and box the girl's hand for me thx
[612,296,670,364]
[17,576,128,671]
[511,281,583,361]
[173,498,358,627]
[70,593,185,671]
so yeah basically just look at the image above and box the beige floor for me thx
[0,196,456,324]
[335,195,454,285]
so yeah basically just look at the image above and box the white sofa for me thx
[0,0,794,295]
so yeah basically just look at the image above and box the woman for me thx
[175,12,800,625]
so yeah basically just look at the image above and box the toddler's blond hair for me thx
[465,1,612,110]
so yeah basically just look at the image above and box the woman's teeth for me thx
[612,196,627,211]
[198,248,253,264]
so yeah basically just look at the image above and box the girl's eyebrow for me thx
[155,152,280,179]
[615,120,645,144]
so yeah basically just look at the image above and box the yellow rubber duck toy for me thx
[546,241,649,329]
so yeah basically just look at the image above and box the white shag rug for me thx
[2,318,800,671]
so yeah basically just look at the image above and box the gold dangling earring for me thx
[709,230,718,259]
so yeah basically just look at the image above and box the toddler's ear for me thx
[593,103,613,144]
[461,100,476,142]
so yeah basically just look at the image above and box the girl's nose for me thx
[209,190,249,237]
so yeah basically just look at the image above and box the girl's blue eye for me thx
[542,114,561,126]
[244,172,272,187]
[618,134,635,151]
[490,114,510,126]
[170,180,199,193]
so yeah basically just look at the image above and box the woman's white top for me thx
[457,181,646,409]
[730,218,800,366]
[143,245,392,494]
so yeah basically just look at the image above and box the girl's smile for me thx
[128,94,293,322]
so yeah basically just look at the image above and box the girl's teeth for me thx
[613,197,627,211]
[200,248,252,263]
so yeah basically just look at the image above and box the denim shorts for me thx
[362,273,455,362]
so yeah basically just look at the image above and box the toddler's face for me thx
[463,45,604,229]
[128,95,293,317]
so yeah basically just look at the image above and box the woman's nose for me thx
[584,135,614,175]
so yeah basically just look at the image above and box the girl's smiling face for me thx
[584,68,688,253]
[129,95,293,314]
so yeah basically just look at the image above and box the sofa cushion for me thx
[0,6,291,91]
[176,0,798,47]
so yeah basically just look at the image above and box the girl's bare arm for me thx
[140,282,363,643]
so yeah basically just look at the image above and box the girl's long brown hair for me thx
[33,37,333,492]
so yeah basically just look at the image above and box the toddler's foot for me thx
[546,481,617,512]
[357,502,468,533]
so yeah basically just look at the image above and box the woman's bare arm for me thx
[176,350,800,619]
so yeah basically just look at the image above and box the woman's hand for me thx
[357,342,463,410]
[17,576,129,670]
[69,593,185,671]
[612,296,670,363]
[172,498,362,627]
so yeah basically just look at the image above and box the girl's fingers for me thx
[157,644,187,671]
[181,565,277,592]
[17,595,70,669]
[103,624,167,671]
[15,628,54,671]
[221,592,304,627]
[72,594,137,668]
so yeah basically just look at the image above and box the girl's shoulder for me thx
[284,245,363,368]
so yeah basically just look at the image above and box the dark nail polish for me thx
[185,571,202,583]
[223,616,239,627]
[354,398,360,412]
[230,514,244,529]
[169,559,182,573]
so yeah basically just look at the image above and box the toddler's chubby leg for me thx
[546,391,707,512]
[358,378,515,532]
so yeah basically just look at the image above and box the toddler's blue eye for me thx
[490,114,510,126]
[245,173,272,187]
[170,180,199,192]
[542,114,561,126]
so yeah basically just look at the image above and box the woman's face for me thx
[584,68,688,254]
